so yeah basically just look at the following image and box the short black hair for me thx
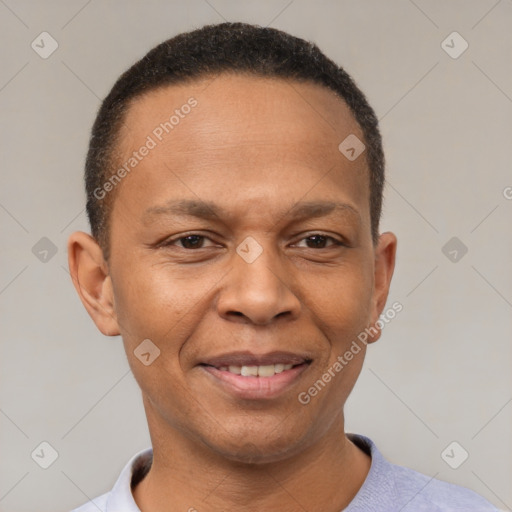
[85,22,384,259]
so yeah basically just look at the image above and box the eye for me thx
[162,234,216,250]
[294,234,344,249]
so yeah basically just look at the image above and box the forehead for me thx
[119,73,363,161]
[111,73,370,230]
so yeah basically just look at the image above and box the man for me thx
[68,22,497,511]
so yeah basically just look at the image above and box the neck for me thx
[133,402,370,512]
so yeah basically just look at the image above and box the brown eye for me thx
[161,234,216,250]
[178,235,205,249]
[296,234,343,249]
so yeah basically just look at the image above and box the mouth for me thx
[199,352,312,400]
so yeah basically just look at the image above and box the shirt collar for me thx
[106,447,152,512]
[345,433,398,510]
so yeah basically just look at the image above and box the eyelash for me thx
[160,233,345,250]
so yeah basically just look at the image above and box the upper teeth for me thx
[218,364,294,377]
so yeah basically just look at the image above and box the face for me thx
[70,74,396,463]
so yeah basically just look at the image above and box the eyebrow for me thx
[142,199,360,225]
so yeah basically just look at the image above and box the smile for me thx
[199,352,312,399]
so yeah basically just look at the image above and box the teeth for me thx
[274,363,285,374]
[241,366,259,376]
[257,365,275,377]
[219,363,295,377]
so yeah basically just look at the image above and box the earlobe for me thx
[67,231,120,337]
[367,232,397,343]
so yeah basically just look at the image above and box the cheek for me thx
[112,260,196,340]
[112,265,196,413]
[302,258,374,338]
[111,259,221,389]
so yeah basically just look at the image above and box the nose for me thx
[216,243,301,326]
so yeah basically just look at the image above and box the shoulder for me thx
[347,434,499,512]
[391,463,499,511]
[69,492,109,512]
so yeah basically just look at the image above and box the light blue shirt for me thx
[71,434,499,511]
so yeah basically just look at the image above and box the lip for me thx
[199,353,312,400]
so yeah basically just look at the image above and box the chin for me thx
[201,421,310,465]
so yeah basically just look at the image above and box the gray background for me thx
[1,1,511,511]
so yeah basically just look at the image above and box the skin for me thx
[68,74,397,511]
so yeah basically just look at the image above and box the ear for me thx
[67,231,120,337]
[367,232,397,344]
